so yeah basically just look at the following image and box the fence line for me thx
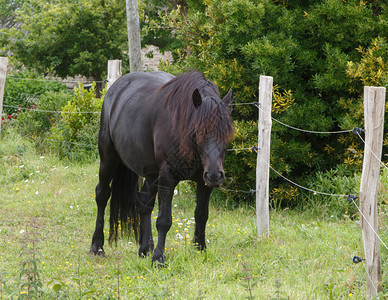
[219,187,255,194]
[226,147,253,152]
[44,138,98,149]
[3,104,100,114]
[223,145,388,255]
[356,131,388,171]
[254,103,355,135]
[226,146,388,251]
[253,147,348,197]
[6,76,106,84]
[229,102,258,106]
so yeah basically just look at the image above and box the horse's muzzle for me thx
[203,170,225,187]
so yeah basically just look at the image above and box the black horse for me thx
[89,71,234,264]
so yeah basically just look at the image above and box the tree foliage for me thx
[5,0,128,81]
[0,0,24,28]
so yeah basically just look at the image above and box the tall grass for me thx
[0,131,386,299]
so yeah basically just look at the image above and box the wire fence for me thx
[226,103,388,251]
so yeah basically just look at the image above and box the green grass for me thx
[0,132,387,299]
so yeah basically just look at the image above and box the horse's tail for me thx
[109,162,140,245]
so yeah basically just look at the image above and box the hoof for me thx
[89,247,105,257]
[151,259,167,268]
[151,252,165,267]
[138,244,154,258]
[194,242,206,251]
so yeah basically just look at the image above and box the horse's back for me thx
[103,71,174,111]
[99,71,175,178]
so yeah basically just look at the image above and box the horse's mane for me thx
[157,72,234,160]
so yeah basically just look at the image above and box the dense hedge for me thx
[156,0,387,206]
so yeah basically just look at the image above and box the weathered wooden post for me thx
[359,86,385,299]
[126,0,141,72]
[0,57,8,133]
[256,75,273,237]
[106,60,122,90]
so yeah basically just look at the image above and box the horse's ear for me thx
[192,88,202,108]
[222,89,233,106]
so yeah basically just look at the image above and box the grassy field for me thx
[0,132,387,299]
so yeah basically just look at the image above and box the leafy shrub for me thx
[158,0,387,208]
[14,90,72,142]
[346,37,388,153]
[303,164,361,219]
[3,69,68,115]
[49,82,104,161]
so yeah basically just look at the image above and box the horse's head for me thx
[200,136,226,187]
[192,87,233,188]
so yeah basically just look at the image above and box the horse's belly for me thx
[125,155,159,178]
[113,136,159,178]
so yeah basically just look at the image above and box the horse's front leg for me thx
[138,179,157,257]
[194,180,212,250]
[152,169,177,265]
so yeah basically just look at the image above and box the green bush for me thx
[3,69,68,115]
[303,164,361,219]
[157,0,387,207]
[49,82,104,161]
[14,90,72,141]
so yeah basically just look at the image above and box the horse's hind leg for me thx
[138,178,157,257]
[90,150,120,256]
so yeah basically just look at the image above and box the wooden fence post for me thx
[0,57,8,133]
[359,86,386,299]
[256,75,273,237]
[126,0,141,72]
[107,60,122,90]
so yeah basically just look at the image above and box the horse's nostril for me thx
[204,170,225,183]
